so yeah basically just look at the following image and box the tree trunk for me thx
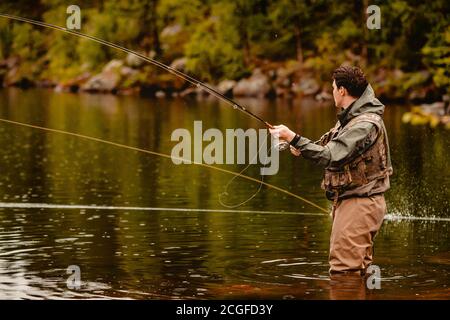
[139,0,161,57]
[361,0,369,66]
[150,0,161,57]
[294,24,303,68]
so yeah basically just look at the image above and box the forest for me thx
[0,0,449,103]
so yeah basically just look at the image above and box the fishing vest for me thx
[320,113,392,195]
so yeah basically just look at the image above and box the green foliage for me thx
[0,20,14,59]
[0,0,448,95]
[184,2,248,81]
[422,26,450,94]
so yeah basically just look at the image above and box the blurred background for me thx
[0,0,449,106]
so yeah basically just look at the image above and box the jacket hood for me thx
[337,84,385,126]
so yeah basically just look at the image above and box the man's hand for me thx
[268,125,296,142]
[290,145,301,157]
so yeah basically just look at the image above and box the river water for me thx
[0,88,448,299]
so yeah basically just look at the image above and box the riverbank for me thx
[1,53,448,103]
[2,54,449,129]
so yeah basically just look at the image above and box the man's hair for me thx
[332,66,368,98]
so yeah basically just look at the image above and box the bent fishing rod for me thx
[0,14,284,129]
[0,13,323,209]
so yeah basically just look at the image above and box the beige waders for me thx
[329,194,386,273]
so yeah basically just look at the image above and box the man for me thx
[269,66,392,274]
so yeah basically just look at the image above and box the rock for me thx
[120,66,138,77]
[160,24,182,38]
[420,102,445,117]
[232,69,272,98]
[3,66,34,88]
[80,60,124,92]
[275,87,292,98]
[55,72,91,92]
[170,57,187,72]
[392,68,404,80]
[443,95,450,115]
[402,103,448,129]
[180,87,197,98]
[102,59,124,73]
[117,87,140,95]
[274,66,295,87]
[292,77,320,96]
[36,79,56,88]
[315,91,333,101]
[408,88,428,101]
[155,90,166,98]
[126,53,145,68]
[81,70,121,92]
[0,56,20,69]
[216,80,236,96]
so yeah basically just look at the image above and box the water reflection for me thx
[0,88,448,299]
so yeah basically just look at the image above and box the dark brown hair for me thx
[332,66,368,98]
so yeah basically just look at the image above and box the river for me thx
[0,88,448,299]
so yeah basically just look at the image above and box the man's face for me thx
[332,80,344,109]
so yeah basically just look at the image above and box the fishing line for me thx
[218,134,268,208]
[0,202,329,216]
[219,131,279,208]
[0,13,313,210]
[0,118,329,213]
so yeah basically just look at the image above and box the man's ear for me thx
[338,86,346,96]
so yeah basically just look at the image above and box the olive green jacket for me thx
[293,84,392,199]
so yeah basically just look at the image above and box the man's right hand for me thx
[290,145,301,157]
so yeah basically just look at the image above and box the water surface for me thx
[0,88,448,299]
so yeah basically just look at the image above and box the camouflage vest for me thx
[320,113,392,194]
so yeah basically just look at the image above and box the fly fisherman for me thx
[269,66,393,275]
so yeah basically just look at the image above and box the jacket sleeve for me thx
[293,121,378,167]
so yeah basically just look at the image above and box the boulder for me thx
[55,72,91,92]
[81,60,123,92]
[126,53,145,68]
[292,77,320,96]
[232,69,272,98]
[160,24,182,38]
[420,102,445,116]
[180,87,198,98]
[274,65,295,87]
[170,57,187,72]
[102,59,124,73]
[155,90,166,98]
[0,56,20,69]
[315,91,333,101]
[120,66,138,77]
[275,87,292,98]
[216,80,236,96]
[3,66,34,88]
[81,71,121,92]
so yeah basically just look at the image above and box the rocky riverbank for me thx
[402,99,450,130]
[0,53,445,101]
[1,53,449,128]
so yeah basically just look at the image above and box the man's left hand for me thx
[268,125,296,143]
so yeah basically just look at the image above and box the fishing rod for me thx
[0,14,281,127]
[0,13,291,151]
[0,13,324,211]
